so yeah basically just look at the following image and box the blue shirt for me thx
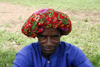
[13,41,93,67]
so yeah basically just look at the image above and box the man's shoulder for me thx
[26,42,39,50]
[60,41,78,49]
[60,41,86,59]
[17,42,39,55]
[60,41,81,54]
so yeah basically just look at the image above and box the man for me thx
[13,9,93,67]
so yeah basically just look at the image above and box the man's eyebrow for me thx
[51,35,59,37]
[38,34,59,37]
[38,34,47,37]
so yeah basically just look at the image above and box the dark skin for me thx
[37,28,62,60]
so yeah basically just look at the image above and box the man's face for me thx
[37,28,61,56]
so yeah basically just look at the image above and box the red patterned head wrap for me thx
[21,9,72,38]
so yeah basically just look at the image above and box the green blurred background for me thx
[0,0,100,67]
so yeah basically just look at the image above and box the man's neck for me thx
[45,56,50,60]
[42,53,51,60]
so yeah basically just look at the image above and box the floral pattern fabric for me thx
[21,9,72,38]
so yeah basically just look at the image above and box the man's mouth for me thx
[44,48,53,51]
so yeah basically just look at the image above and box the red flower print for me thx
[53,17,57,22]
[53,25,58,28]
[35,15,40,21]
[31,33,36,38]
[60,24,64,27]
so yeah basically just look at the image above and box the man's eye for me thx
[52,35,59,39]
[40,36,47,39]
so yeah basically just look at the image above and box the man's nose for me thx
[47,37,52,46]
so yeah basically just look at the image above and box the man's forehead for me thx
[39,28,61,35]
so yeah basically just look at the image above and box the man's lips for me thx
[44,48,53,51]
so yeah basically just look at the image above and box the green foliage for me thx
[90,54,100,67]
[0,29,37,46]
[0,49,16,67]
[0,30,37,67]
[0,0,100,10]
[84,18,88,22]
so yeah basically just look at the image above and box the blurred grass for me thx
[0,0,100,67]
[0,48,16,67]
[0,0,100,10]
[0,30,37,67]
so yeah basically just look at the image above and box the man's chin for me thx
[44,50,55,55]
